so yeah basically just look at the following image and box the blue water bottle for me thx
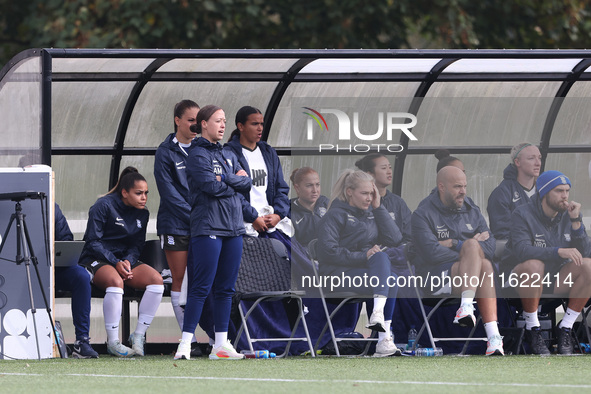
[240,350,277,359]
[415,347,443,357]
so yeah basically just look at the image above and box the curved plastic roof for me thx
[1,49,590,235]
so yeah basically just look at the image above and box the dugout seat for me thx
[233,237,315,358]
[406,242,487,355]
[307,239,378,357]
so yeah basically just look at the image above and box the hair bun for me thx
[189,123,201,134]
[434,149,451,160]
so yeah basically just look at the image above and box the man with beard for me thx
[505,170,591,355]
[412,166,503,356]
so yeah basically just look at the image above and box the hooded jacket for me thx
[487,164,535,240]
[187,137,251,237]
[411,190,496,275]
[223,135,290,222]
[504,193,591,270]
[79,193,149,267]
[154,133,192,236]
[291,195,329,247]
[317,199,402,273]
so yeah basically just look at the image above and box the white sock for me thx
[460,290,475,306]
[171,291,197,343]
[523,310,540,330]
[484,321,500,338]
[379,320,392,341]
[372,296,387,313]
[181,331,193,343]
[170,291,185,329]
[134,284,164,336]
[559,307,580,329]
[214,332,228,348]
[104,287,123,344]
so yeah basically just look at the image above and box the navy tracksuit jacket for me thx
[154,133,192,236]
[79,193,149,267]
[411,190,495,276]
[503,193,591,271]
[187,137,251,237]
[487,164,534,240]
[317,199,402,275]
[291,195,329,247]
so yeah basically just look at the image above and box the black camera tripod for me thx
[0,192,62,359]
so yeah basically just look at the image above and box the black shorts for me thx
[160,234,190,252]
[80,259,146,281]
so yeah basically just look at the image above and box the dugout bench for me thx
[54,239,170,346]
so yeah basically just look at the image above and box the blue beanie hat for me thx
[536,170,571,199]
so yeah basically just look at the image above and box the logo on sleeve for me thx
[534,234,546,247]
[466,223,473,231]
[389,212,396,221]
[564,233,571,242]
[347,214,357,223]
[115,218,125,227]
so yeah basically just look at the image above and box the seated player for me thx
[79,167,164,357]
[504,170,591,355]
[411,166,503,356]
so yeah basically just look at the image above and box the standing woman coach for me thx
[174,105,251,360]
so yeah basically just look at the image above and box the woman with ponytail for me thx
[316,170,403,357]
[174,105,251,360]
[79,166,164,357]
[154,100,214,356]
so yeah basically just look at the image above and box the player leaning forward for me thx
[503,170,591,355]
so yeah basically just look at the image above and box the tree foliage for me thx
[2,0,591,68]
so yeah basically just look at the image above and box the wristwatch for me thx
[570,215,582,223]
[451,239,458,248]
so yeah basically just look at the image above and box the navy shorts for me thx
[80,259,146,281]
[160,234,190,252]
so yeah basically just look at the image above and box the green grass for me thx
[0,355,589,393]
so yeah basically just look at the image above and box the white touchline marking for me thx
[1,373,591,389]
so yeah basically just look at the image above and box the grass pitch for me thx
[1,354,589,393]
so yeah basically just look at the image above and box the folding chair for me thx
[308,239,378,357]
[234,237,315,358]
[406,257,487,355]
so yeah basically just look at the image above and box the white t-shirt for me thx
[172,136,191,156]
[242,145,269,212]
[524,185,536,198]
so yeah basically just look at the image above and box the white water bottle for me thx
[407,326,417,350]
